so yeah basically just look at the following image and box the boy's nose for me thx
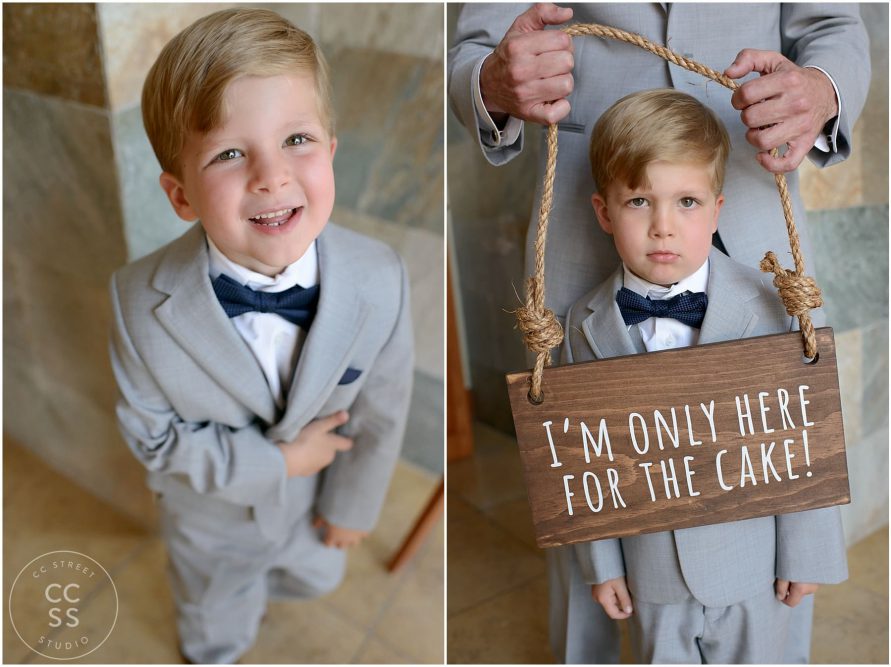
[249,156,291,193]
[649,208,675,238]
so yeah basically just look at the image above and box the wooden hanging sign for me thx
[506,328,850,549]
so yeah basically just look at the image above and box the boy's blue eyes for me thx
[626,197,700,208]
[216,148,243,162]
[212,134,310,163]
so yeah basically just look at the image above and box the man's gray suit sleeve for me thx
[109,274,288,508]
[315,256,414,531]
[447,3,530,166]
[781,3,870,167]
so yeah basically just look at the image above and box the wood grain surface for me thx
[506,328,850,548]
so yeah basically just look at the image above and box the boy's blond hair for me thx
[589,89,730,196]
[142,8,333,177]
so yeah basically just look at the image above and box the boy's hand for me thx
[313,516,368,549]
[277,411,353,477]
[591,577,634,619]
[775,579,819,607]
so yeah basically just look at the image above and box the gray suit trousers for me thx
[158,489,345,664]
[630,586,793,664]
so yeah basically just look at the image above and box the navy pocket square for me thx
[338,367,362,385]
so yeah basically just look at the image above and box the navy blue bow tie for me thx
[615,287,708,329]
[212,274,320,329]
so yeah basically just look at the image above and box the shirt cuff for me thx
[805,65,841,154]
[472,52,523,148]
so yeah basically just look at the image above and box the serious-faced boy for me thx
[109,9,413,663]
[562,89,847,663]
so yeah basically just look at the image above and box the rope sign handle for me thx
[517,23,824,403]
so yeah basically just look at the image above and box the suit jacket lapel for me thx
[267,226,370,442]
[151,224,278,424]
[699,249,760,345]
[579,266,639,359]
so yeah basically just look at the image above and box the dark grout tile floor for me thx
[4,437,443,664]
[448,421,889,664]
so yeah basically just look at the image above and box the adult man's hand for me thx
[726,49,838,174]
[479,3,575,125]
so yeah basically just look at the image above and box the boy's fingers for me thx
[312,515,325,529]
[784,584,806,608]
[332,435,354,452]
[314,410,349,433]
[603,594,628,620]
[614,584,634,616]
[775,578,790,601]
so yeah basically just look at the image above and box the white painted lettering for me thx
[736,394,754,435]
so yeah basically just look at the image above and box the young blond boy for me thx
[561,89,847,663]
[109,9,412,663]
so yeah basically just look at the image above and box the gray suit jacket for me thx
[561,249,848,607]
[449,3,870,319]
[110,222,413,540]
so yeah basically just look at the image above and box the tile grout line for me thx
[349,535,439,664]
[447,503,546,618]
[446,568,545,621]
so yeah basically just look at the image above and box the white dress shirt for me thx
[207,237,319,408]
[622,259,709,353]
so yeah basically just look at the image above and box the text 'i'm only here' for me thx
[540,385,818,517]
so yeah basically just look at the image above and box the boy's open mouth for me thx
[248,207,298,227]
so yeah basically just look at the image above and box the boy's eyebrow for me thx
[200,116,326,146]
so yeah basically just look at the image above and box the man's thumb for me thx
[725,48,787,78]
[513,3,573,32]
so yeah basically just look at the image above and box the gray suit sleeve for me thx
[448,3,530,166]
[575,539,626,585]
[315,257,414,531]
[775,505,848,584]
[109,274,288,508]
[781,3,870,167]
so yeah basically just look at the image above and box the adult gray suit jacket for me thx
[562,249,848,607]
[110,222,413,541]
[449,3,870,319]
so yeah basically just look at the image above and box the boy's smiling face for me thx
[161,73,336,277]
[593,160,724,287]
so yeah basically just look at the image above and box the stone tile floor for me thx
[448,422,889,664]
[4,438,443,664]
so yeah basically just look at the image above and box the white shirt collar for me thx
[206,236,319,292]
[622,258,710,301]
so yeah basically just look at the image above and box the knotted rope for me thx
[519,23,823,402]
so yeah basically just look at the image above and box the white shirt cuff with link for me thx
[470,54,842,154]
[805,65,842,153]
[472,52,523,148]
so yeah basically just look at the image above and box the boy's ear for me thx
[591,193,613,234]
[329,136,338,159]
[159,172,198,222]
[712,193,725,232]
